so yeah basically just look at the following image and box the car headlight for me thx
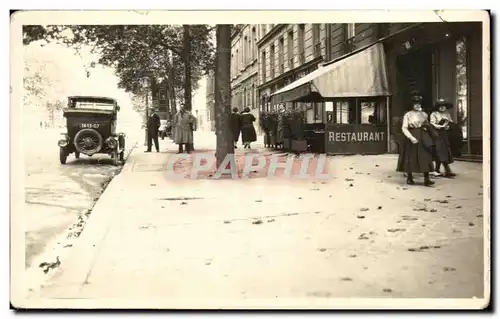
[58,139,68,147]
[106,137,118,149]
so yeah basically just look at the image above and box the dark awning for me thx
[270,43,391,104]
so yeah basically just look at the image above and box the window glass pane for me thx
[314,103,324,123]
[335,101,349,124]
[360,101,375,124]
[325,102,334,112]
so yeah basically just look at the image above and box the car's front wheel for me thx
[59,147,67,164]
[111,150,119,166]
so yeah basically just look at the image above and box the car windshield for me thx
[74,101,115,111]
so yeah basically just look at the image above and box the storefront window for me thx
[360,99,387,124]
[334,101,352,124]
[456,37,468,140]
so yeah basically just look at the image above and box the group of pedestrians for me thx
[396,92,463,187]
[145,104,196,154]
[230,107,257,149]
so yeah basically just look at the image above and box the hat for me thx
[434,98,453,109]
[410,90,423,103]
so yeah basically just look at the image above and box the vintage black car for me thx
[58,96,126,166]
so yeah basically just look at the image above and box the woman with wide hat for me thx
[396,94,435,186]
[429,98,456,177]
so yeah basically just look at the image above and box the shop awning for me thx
[270,42,391,104]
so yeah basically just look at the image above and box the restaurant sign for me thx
[325,124,387,154]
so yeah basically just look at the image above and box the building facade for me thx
[230,25,261,131]
[205,23,484,158]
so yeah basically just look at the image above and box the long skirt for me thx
[396,128,434,173]
[241,124,257,143]
[432,129,454,164]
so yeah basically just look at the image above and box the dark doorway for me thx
[397,47,434,112]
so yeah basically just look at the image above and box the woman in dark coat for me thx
[230,107,241,149]
[240,107,257,149]
[430,98,456,177]
[396,95,435,186]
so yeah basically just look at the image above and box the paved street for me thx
[23,125,142,285]
[21,131,488,308]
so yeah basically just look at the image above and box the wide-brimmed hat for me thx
[434,98,453,109]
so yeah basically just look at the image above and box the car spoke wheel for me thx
[74,129,103,155]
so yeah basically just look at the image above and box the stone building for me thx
[230,25,261,131]
[268,22,484,159]
[205,22,484,159]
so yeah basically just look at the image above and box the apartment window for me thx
[287,30,294,69]
[261,51,267,83]
[298,24,305,64]
[278,37,284,74]
[270,44,275,78]
[251,27,257,61]
[312,24,321,57]
[231,53,234,78]
[243,36,248,65]
[251,84,255,109]
[347,23,356,39]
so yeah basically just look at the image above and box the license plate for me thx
[80,123,100,129]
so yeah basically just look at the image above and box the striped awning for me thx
[270,42,391,104]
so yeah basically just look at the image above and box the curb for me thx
[25,139,139,301]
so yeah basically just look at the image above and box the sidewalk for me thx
[23,132,488,308]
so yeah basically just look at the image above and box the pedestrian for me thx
[430,98,457,178]
[173,105,196,154]
[145,107,161,153]
[230,107,241,149]
[240,107,257,149]
[396,94,435,186]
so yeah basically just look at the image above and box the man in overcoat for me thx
[146,107,161,152]
[173,105,197,153]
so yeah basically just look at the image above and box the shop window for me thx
[360,99,387,124]
[456,37,468,140]
[334,101,356,124]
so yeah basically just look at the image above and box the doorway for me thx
[397,46,434,112]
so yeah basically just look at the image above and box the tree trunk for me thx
[167,50,177,118]
[183,25,192,111]
[214,25,234,168]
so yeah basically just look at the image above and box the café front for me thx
[270,42,391,155]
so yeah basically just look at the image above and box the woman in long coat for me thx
[430,98,456,177]
[173,107,196,154]
[230,107,241,149]
[396,95,435,186]
[240,107,257,149]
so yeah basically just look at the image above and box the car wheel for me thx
[111,151,119,166]
[75,151,80,159]
[59,147,67,164]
